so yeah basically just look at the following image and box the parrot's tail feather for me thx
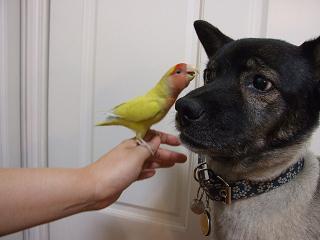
[97,111,118,117]
[96,121,112,126]
[105,112,119,118]
[95,112,119,126]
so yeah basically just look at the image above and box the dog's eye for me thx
[252,75,273,91]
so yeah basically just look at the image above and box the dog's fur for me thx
[175,20,320,239]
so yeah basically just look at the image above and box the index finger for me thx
[144,129,181,146]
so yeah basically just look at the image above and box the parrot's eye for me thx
[175,70,181,74]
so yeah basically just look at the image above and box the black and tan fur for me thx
[175,20,320,239]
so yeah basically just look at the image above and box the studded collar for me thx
[194,155,305,204]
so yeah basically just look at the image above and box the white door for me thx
[2,1,319,240]
[47,0,320,240]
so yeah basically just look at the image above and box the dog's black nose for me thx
[175,98,204,124]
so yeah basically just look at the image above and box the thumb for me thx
[135,136,161,160]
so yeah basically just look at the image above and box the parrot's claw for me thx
[136,138,155,156]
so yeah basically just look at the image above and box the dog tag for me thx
[190,199,205,215]
[199,210,211,236]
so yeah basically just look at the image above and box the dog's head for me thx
[176,20,320,163]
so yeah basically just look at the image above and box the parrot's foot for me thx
[136,138,155,156]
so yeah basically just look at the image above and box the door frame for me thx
[20,0,50,239]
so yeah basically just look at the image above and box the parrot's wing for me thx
[112,96,162,122]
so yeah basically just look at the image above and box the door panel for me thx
[48,0,205,239]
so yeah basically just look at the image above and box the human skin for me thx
[0,130,187,236]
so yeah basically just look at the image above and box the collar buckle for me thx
[211,175,232,205]
[216,179,232,205]
[221,186,232,205]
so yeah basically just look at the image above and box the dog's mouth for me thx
[178,130,228,157]
[180,136,207,155]
[176,121,211,154]
[179,131,203,149]
[175,113,201,147]
[175,116,241,158]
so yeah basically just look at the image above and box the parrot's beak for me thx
[186,65,198,81]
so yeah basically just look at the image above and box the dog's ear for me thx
[194,20,233,57]
[300,36,320,105]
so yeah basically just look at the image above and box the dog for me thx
[175,20,320,239]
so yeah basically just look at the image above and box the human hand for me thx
[84,130,187,210]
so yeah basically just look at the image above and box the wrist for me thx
[80,165,118,211]
[70,167,99,211]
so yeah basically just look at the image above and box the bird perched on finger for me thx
[96,63,197,155]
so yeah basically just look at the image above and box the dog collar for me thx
[194,155,305,204]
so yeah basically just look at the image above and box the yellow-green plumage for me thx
[96,63,196,139]
[96,84,170,138]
